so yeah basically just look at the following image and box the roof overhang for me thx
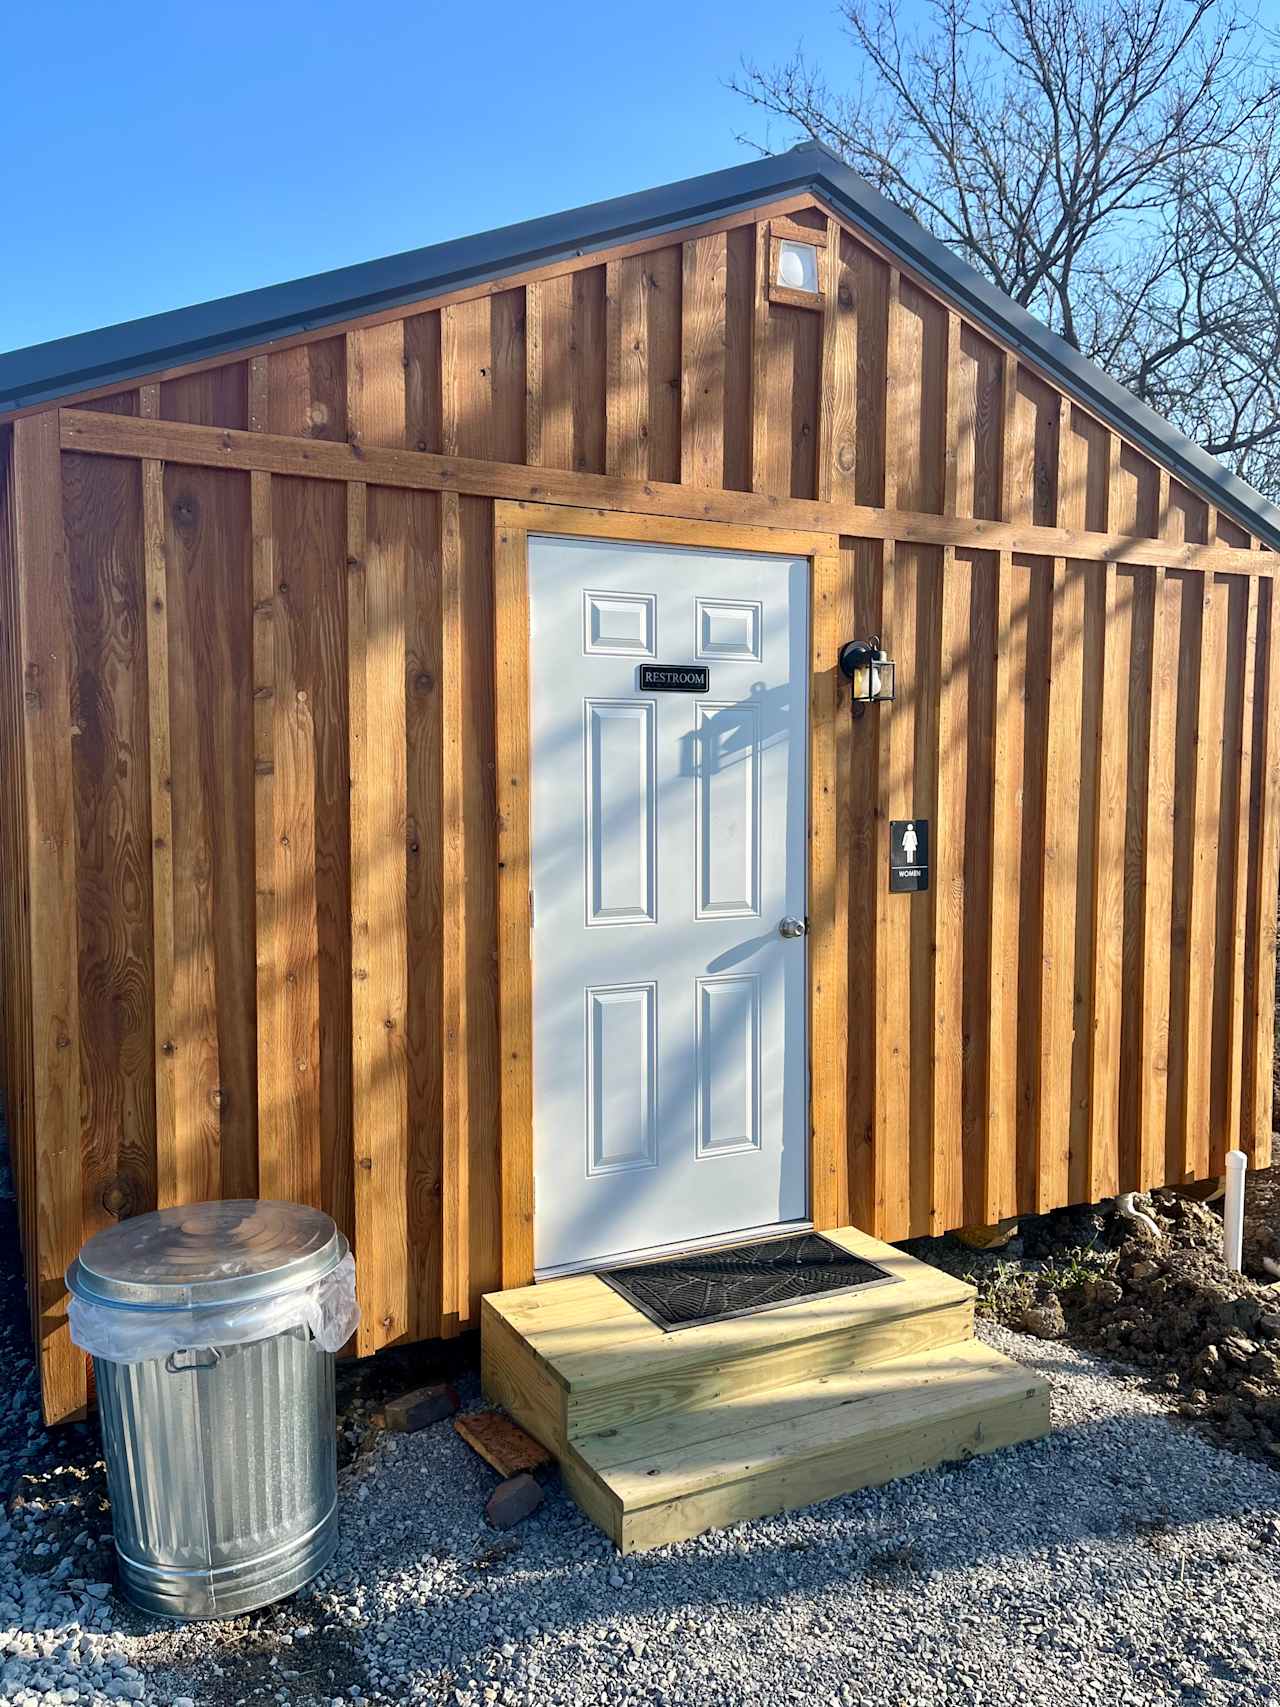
[4,142,1278,551]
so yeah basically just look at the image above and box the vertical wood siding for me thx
[841,538,1276,1239]
[6,207,1280,1421]
[64,453,156,1238]
[0,429,39,1377]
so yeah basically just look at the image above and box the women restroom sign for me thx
[890,820,929,892]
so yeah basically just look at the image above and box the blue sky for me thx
[0,0,899,354]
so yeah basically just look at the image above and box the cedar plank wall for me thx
[5,202,1280,1422]
[1,427,40,1370]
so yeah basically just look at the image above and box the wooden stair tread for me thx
[484,1226,975,1392]
[576,1339,1046,1507]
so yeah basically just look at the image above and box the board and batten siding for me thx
[2,198,1278,1422]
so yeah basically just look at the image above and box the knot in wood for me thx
[101,1180,131,1218]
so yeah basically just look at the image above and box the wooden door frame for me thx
[493,501,847,1287]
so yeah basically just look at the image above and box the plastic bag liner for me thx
[68,1253,360,1364]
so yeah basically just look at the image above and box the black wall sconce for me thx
[838,637,895,719]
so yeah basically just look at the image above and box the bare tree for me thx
[732,0,1280,500]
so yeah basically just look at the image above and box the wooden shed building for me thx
[2,143,1279,1443]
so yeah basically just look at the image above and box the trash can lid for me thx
[66,1200,345,1310]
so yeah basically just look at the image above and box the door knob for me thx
[778,916,807,938]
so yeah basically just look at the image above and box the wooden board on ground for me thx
[454,1410,553,1477]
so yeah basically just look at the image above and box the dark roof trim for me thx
[4,142,1277,551]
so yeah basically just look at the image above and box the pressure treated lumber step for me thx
[564,1339,1050,1553]
[481,1227,1049,1551]
[481,1226,976,1452]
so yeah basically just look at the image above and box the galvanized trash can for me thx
[66,1200,359,1620]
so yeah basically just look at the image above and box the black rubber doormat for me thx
[597,1231,900,1332]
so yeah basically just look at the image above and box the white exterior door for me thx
[528,533,810,1274]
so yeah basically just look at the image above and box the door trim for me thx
[493,502,847,1287]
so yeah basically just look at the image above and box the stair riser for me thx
[609,1385,1050,1554]
[565,1296,974,1443]
[481,1306,568,1455]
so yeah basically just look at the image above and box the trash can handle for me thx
[164,1347,222,1374]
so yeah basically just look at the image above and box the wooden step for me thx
[563,1339,1050,1553]
[482,1226,976,1452]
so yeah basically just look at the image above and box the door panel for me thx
[696,973,761,1156]
[529,533,809,1272]
[586,983,658,1174]
[585,700,656,925]
[695,699,761,918]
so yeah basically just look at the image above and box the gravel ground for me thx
[3,1312,1280,1706]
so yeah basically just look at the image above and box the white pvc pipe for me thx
[1223,1149,1247,1274]
[1114,1191,1161,1239]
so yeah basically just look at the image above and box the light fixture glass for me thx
[838,638,896,717]
[776,239,820,294]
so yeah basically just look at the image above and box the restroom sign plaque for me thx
[638,664,709,693]
[889,819,929,893]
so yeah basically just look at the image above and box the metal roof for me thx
[4,141,1278,550]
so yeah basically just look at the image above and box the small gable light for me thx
[838,636,895,719]
[776,239,820,294]
[766,218,828,311]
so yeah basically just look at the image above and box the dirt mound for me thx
[1245,1165,1280,1275]
[1001,1193,1280,1460]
